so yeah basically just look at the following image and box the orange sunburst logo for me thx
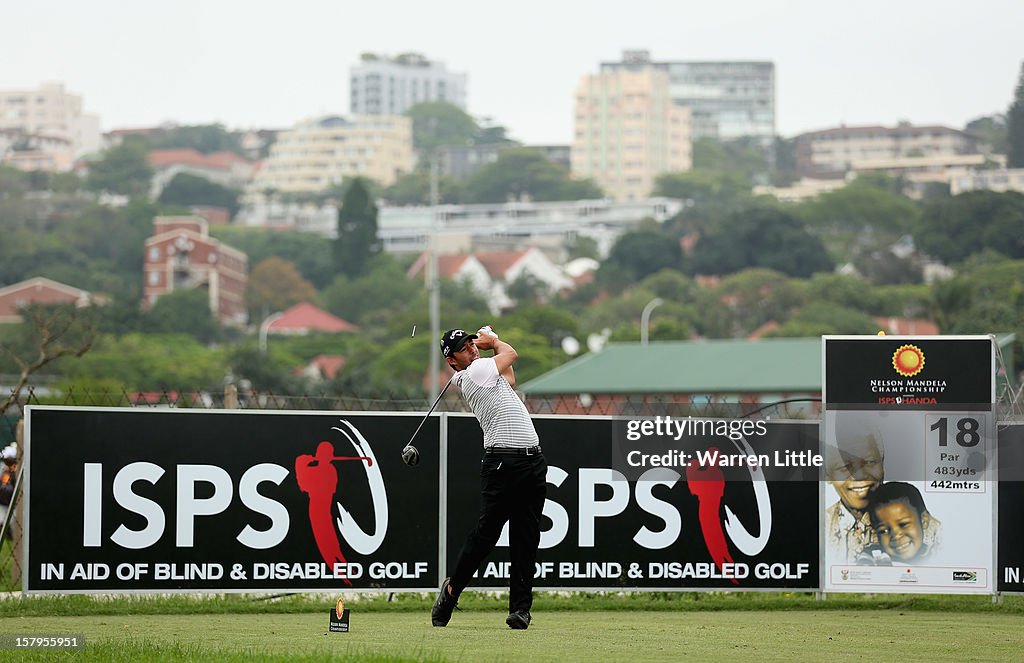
[335,596,346,617]
[892,344,925,377]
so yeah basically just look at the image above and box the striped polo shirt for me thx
[456,357,539,449]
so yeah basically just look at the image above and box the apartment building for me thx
[601,51,776,142]
[572,68,692,201]
[248,115,413,196]
[0,82,101,170]
[794,122,983,177]
[143,216,248,326]
[350,52,467,115]
[950,168,1024,195]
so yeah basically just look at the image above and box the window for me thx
[148,271,160,285]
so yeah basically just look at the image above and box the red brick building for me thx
[0,277,96,323]
[143,216,248,326]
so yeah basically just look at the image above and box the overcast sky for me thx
[4,0,1022,143]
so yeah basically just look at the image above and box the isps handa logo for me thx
[892,344,925,377]
[294,420,388,585]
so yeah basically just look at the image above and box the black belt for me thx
[485,446,542,456]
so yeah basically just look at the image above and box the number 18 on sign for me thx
[926,413,989,493]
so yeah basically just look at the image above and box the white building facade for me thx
[350,52,467,115]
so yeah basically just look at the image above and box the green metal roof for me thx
[520,338,823,395]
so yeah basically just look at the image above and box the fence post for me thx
[224,384,238,410]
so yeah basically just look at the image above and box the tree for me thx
[334,178,380,278]
[405,101,480,154]
[461,148,603,203]
[692,137,771,183]
[1008,62,1024,167]
[655,169,753,213]
[84,142,153,197]
[122,123,246,157]
[228,345,304,394]
[600,228,683,284]
[714,268,807,335]
[764,302,878,338]
[65,332,229,391]
[915,191,1024,263]
[505,272,547,305]
[0,303,96,412]
[689,206,834,278]
[966,114,1008,154]
[212,226,335,289]
[380,170,462,206]
[158,173,241,216]
[0,165,29,197]
[319,256,415,325]
[405,101,515,155]
[246,257,318,320]
[142,289,220,343]
[795,176,920,235]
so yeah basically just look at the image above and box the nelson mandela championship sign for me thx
[821,336,996,595]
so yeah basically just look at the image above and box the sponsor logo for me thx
[686,435,773,585]
[295,420,389,585]
[953,570,978,582]
[892,344,925,377]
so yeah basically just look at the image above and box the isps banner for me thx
[23,407,440,593]
[445,414,818,589]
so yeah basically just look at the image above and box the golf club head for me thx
[401,444,420,467]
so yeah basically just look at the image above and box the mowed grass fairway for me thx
[2,608,1023,662]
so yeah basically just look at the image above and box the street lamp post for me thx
[640,297,664,346]
[259,312,284,354]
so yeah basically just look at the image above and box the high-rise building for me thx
[0,82,101,170]
[247,115,413,196]
[350,52,467,116]
[572,69,692,201]
[601,50,775,142]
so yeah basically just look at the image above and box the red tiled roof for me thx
[309,354,346,379]
[148,148,251,170]
[475,249,529,278]
[406,252,472,280]
[268,302,359,333]
[796,124,965,140]
[0,277,92,320]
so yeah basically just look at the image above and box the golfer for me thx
[432,327,546,630]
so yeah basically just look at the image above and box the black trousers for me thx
[450,452,547,613]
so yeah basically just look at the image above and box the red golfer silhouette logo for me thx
[295,439,373,586]
[686,448,739,585]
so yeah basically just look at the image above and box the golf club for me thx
[401,374,456,466]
